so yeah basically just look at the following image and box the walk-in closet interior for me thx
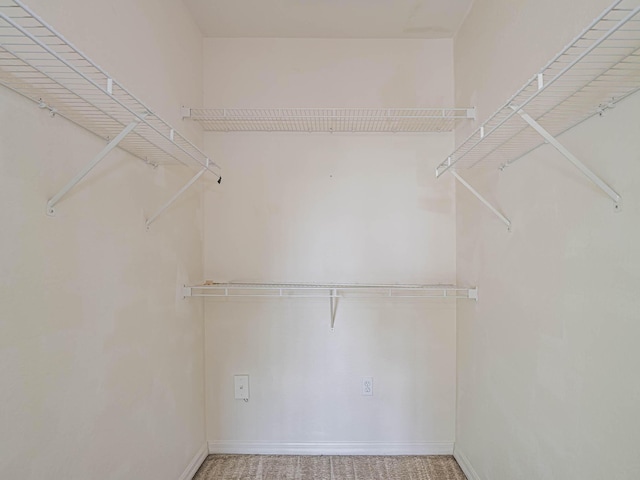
[1,0,639,479]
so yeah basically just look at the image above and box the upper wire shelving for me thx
[0,0,221,223]
[437,0,640,227]
[184,107,475,133]
[439,0,640,175]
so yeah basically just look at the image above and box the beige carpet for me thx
[193,454,467,480]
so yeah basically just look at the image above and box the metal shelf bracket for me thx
[451,170,512,230]
[513,106,622,211]
[330,289,338,331]
[146,159,220,228]
[46,117,143,216]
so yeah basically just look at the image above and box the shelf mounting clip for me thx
[512,106,622,211]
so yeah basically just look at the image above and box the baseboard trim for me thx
[453,445,481,480]
[178,443,209,480]
[207,441,454,456]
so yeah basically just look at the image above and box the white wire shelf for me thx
[184,282,478,300]
[437,0,640,177]
[0,0,219,173]
[184,108,476,133]
[185,282,477,330]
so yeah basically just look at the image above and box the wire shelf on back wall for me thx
[437,0,640,177]
[184,282,478,330]
[0,0,219,173]
[184,108,476,133]
[184,282,478,299]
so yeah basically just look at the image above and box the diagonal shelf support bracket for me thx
[46,117,143,215]
[451,170,512,230]
[330,289,338,331]
[513,106,622,211]
[146,159,210,228]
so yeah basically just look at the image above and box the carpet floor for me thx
[193,454,467,480]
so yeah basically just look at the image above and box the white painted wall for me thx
[0,1,207,479]
[203,38,454,108]
[454,1,640,478]
[202,38,459,451]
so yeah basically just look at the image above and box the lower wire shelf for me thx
[184,282,478,331]
[184,282,477,299]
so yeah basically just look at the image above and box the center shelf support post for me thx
[146,159,212,228]
[451,170,512,230]
[330,288,338,331]
[46,117,143,215]
[513,107,622,211]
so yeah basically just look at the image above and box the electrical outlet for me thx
[362,376,373,396]
[234,375,249,400]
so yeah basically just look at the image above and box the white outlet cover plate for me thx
[234,375,249,400]
[362,376,373,396]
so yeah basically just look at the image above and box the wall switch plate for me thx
[362,376,373,396]
[234,375,249,400]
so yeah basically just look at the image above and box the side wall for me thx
[0,1,207,479]
[202,38,459,453]
[454,1,640,479]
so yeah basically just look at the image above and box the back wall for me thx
[200,38,460,452]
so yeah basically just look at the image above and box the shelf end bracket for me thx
[46,117,142,215]
[451,170,512,230]
[468,287,479,301]
[513,107,622,211]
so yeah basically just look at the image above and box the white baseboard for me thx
[208,441,454,456]
[178,443,209,480]
[453,445,482,480]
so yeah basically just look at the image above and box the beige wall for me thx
[0,1,207,479]
[202,38,460,451]
[203,38,454,108]
[454,0,640,479]
[6,0,635,475]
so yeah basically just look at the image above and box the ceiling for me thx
[183,0,474,39]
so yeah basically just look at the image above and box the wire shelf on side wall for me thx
[184,108,476,133]
[0,0,219,173]
[437,0,640,177]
